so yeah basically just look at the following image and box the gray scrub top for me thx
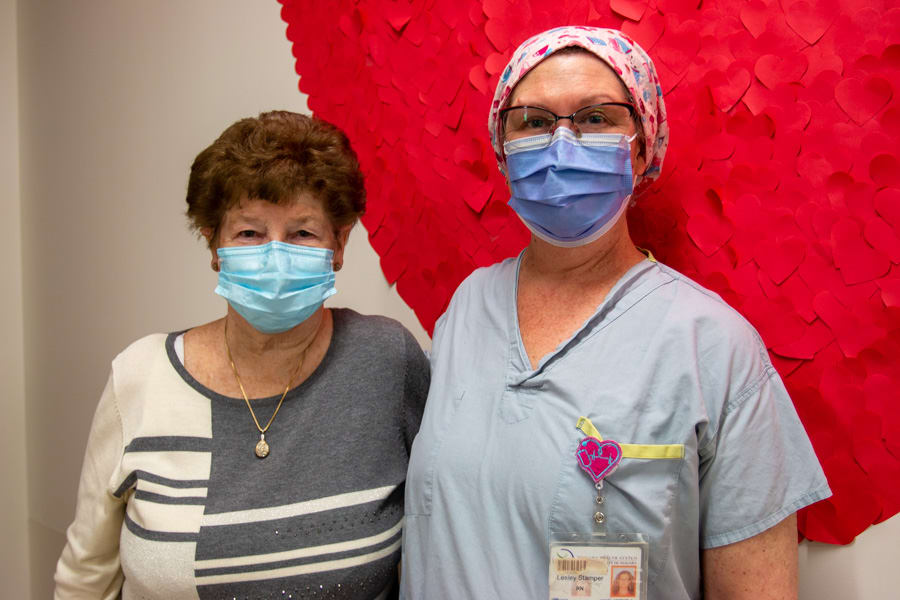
[401,255,830,600]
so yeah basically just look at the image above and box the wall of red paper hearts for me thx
[280,0,900,544]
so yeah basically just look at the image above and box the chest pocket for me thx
[548,418,686,590]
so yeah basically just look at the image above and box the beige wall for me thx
[1,0,29,597]
[9,1,898,598]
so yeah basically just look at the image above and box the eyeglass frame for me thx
[499,102,638,139]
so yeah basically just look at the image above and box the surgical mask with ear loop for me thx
[504,128,639,247]
[214,241,337,334]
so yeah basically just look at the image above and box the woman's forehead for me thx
[225,194,325,219]
[510,51,629,105]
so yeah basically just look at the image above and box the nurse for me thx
[401,26,830,599]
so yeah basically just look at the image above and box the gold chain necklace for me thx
[224,319,308,458]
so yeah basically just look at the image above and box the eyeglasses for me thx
[500,103,636,140]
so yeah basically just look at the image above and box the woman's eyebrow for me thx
[228,214,264,225]
[510,93,625,107]
[286,215,324,226]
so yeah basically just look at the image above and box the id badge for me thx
[549,422,649,599]
[549,532,648,600]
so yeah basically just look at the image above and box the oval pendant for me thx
[255,437,270,459]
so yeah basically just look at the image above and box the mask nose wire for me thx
[551,115,581,137]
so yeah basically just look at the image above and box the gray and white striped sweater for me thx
[55,309,429,600]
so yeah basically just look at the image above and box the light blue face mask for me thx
[215,241,337,334]
[504,128,636,247]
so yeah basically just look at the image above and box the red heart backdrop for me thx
[280,0,900,544]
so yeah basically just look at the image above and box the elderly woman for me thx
[55,111,429,599]
[402,27,829,599]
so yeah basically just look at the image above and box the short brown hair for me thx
[186,111,365,245]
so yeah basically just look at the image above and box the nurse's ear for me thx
[630,131,647,182]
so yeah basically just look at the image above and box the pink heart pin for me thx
[576,437,623,484]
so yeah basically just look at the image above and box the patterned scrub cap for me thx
[488,26,669,183]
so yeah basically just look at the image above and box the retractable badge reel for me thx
[576,436,621,528]
[548,418,649,600]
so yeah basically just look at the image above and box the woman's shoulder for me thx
[331,307,407,332]
[112,332,172,367]
[649,262,771,366]
[330,308,421,352]
[105,332,184,404]
[458,255,518,290]
[653,263,759,327]
[443,256,518,313]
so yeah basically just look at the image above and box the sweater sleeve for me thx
[54,372,127,600]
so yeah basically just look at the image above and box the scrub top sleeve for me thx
[401,329,431,452]
[698,365,831,549]
[428,311,450,368]
[54,372,127,600]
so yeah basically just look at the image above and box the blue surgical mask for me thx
[215,241,337,334]
[504,128,636,247]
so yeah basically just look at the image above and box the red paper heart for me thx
[802,43,844,84]
[687,213,733,256]
[707,64,752,112]
[870,154,900,188]
[281,0,900,546]
[468,64,491,95]
[763,100,811,134]
[784,0,838,45]
[621,10,665,50]
[740,295,809,349]
[654,19,700,74]
[813,291,885,358]
[754,237,807,284]
[622,12,666,51]
[740,0,769,39]
[773,319,834,359]
[609,0,647,21]
[835,76,893,125]
[485,52,510,75]
[832,218,892,285]
[754,53,809,89]
[874,188,900,231]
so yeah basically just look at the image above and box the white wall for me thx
[10,1,898,599]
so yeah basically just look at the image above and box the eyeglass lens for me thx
[503,104,633,139]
